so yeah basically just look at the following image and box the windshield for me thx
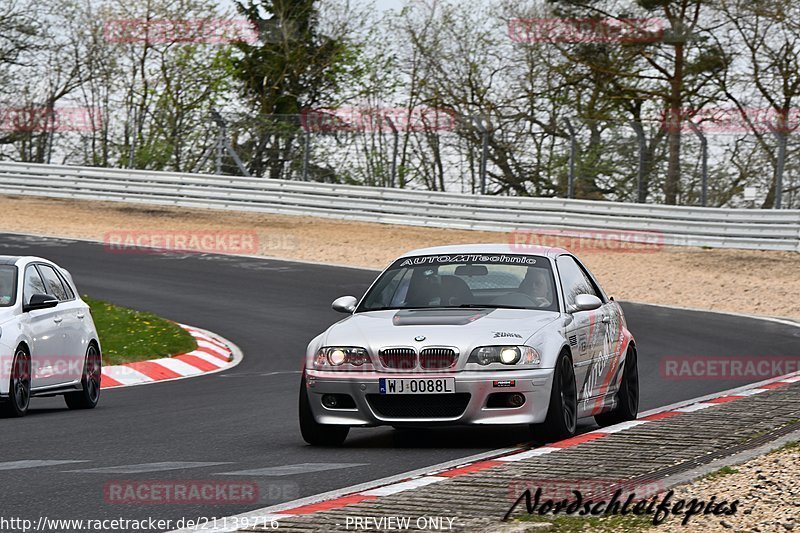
[357,254,558,312]
[0,265,17,307]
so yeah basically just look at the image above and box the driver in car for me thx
[518,268,553,307]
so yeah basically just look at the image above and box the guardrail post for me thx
[630,121,647,203]
[686,121,708,207]
[563,118,576,199]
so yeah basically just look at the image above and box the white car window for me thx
[36,265,70,301]
[56,269,76,300]
[557,255,599,308]
[0,265,16,306]
[23,266,47,305]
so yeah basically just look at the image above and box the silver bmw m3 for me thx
[299,244,638,446]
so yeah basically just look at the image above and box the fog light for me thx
[321,394,338,408]
[508,393,525,407]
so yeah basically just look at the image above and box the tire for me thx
[530,351,577,442]
[1,346,31,418]
[64,343,101,410]
[299,375,349,446]
[594,346,639,427]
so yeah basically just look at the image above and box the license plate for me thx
[379,377,455,395]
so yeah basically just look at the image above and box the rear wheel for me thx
[65,343,101,410]
[594,346,639,427]
[530,352,577,442]
[299,375,349,446]
[1,347,31,418]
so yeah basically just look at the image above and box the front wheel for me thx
[1,347,31,418]
[530,352,577,443]
[65,343,101,410]
[299,375,349,446]
[594,346,639,427]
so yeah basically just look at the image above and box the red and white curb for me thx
[173,368,800,533]
[100,325,241,389]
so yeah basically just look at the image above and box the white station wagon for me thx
[0,256,102,417]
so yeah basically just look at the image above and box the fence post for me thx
[302,130,310,181]
[563,118,576,199]
[772,129,787,209]
[385,116,398,188]
[127,110,137,169]
[471,116,489,194]
[686,121,708,207]
[630,121,647,203]
[216,122,224,175]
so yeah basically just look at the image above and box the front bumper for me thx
[304,368,555,426]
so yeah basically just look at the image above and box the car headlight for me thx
[468,345,540,366]
[315,347,370,368]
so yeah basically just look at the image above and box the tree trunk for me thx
[665,42,684,205]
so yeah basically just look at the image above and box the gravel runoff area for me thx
[0,195,798,321]
[658,443,800,533]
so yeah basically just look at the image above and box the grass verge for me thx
[84,296,197,365]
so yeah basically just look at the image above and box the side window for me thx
[556,256,599,308]
[55,269,76,300]
[36,265,70,301]
[23,266,47,305]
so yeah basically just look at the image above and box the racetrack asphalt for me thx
[1,233,798,530]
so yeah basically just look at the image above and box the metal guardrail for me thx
[0,161,797,251]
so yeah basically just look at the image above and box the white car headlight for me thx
[468,345,540,366]
[315,347,370,368]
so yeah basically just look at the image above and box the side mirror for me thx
[570,294,602,313]
[332,295,358,314]
[24,293,59,312]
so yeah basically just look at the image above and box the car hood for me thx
[322,308,561,363]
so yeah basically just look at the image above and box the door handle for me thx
[53,317,63,324]
[77,313,85,319]
[601,315,610,324]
